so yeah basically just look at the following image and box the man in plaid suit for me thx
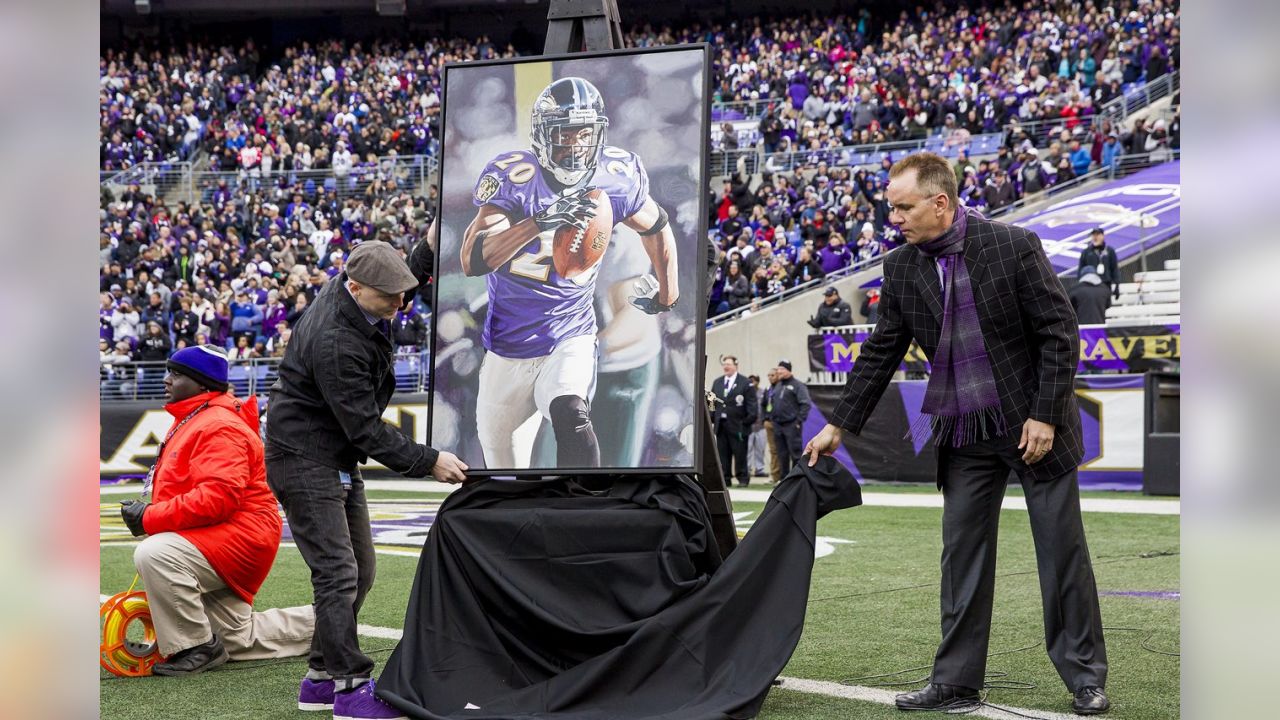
[805,153,1109,715]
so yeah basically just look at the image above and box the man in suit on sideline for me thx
[804,152,1110,715]
[710,355,757,487]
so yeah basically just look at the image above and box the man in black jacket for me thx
[709,356,757,487]
[391,307,428,350]
[809,287,853,328]
[1077,228,1120,298]
[804,153,1108,716]
[136,321,173,399]
[770,360,811,476]
[266,240,466,717]
[983,169,1016,211]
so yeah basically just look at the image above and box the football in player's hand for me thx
[552,188,613,279]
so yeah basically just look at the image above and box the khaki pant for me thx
[763,420,781,482]
[134,533,314,659]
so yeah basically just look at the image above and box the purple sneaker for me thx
[333,680,407,720]
[298,677,335,711]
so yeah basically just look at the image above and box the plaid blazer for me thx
[831,215,1083,482]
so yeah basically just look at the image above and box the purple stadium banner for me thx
[805,374,1152,490]
[1078,322,1180,372]
[809,323,1179,375]
[1020,161,1181,275]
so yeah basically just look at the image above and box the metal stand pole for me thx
[542,0,738,555]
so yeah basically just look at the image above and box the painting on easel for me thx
[428,45,711,475]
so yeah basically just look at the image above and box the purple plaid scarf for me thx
[910,206,1007,447]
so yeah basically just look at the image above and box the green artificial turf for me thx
[100,492,1178,719]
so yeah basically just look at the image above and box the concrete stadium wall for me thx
[704,263,882,388]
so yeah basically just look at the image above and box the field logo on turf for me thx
[282,502,443,550]
[734,512,854,559]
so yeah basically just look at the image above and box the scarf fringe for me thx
[908,405,1008,448]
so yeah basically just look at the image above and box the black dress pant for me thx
[931,434,1107,692]
[715,423,750,486]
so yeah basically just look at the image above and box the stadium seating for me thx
[1106,261,1181,326]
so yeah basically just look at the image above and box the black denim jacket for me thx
[266,272,438,476]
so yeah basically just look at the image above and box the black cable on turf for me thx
[1104,625,1181,657]
[839,641,1041,688]
[840,641,1051,719]
[956,692,1057,720]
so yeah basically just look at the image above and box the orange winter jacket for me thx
[142,390,281,604]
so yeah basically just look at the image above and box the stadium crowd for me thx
[696,0,1179,315]
[99,32,520,389]
[677,0,1180,151]
[100,0,1180,352]
[101,36,517,172]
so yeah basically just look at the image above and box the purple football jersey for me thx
[472,147,649,358]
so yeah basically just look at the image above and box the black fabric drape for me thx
[378,457,861,720]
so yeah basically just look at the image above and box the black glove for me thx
[533,188,597,233]
[632,295,677,315]
[120,500,150,537]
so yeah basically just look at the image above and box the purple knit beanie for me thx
[167,345,230,392]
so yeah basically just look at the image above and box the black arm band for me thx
[466,232,488,277]
[638,206,669,236]
[409,238,435,285]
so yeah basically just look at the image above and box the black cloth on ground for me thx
[377,457,861,719]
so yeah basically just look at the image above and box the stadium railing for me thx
[99,350,431,403]
[711,132,1004,176]
[186,154,441,207]
[100,154,441,208]
[704,252,885,329]
[709,71,1179,129]
[100,162,195,205]
[1006,71,1180,146]
[1100,71,1180,123]
[705,150,1180,327]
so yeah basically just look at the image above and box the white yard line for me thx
[356,624,403,640]
[339,626,1097,718]
[776,676,1090,720]
[98,596,1097,717]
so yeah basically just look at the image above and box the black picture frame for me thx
[426,43,712,478]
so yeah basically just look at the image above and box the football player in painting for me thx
[459,76,679,469]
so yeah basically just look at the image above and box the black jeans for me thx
[265,446,376,689]
[931,434,1107,692]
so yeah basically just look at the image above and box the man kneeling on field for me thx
[121,345,314,676]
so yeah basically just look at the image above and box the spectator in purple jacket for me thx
[817,234,854,274]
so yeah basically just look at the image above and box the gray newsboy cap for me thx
[346,240,418,295]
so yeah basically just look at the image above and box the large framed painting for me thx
[427,44,711,475]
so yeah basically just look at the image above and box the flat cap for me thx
[346,241,418,295]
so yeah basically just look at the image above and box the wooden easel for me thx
[543,0,738,557]
[544,0,626,53]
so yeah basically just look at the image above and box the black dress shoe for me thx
[895,683,979,711]
[1072,686,1110,715]
[152,635,230,676]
